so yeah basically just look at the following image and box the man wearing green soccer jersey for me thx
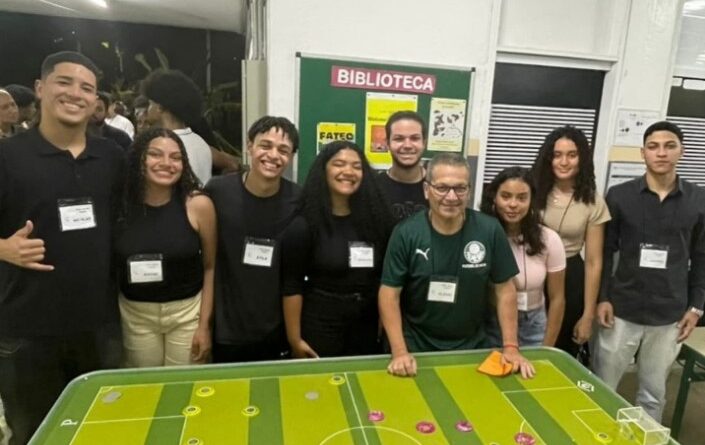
[379,153,535,378]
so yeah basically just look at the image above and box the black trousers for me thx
[554,254,586,358]
[212,325,289,363]
[0,332,103,445]
[301,288,381,358]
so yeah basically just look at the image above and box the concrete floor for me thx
[617,364,705,445]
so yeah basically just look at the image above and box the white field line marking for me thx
[319,426,422,445]
[178,411,188,445]
[67,390,103,445]
[502,386,577,394]
[500,391,548,445]
[572,410,600,436]
[343,373,370,445]
[83,415,184,425]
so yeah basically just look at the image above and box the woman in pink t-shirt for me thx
[481,167,567,346]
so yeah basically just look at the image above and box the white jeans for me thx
[593,317,681,422]
[119,293,201,368]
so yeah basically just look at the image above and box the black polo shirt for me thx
[599,175,705,325]
[0,128,125,337]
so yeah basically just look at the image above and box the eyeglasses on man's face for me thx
[426,181,470,197]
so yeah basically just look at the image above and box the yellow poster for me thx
[364,92,418,167]
[316,122,356,152]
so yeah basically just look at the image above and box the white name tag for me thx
[517,291,529,311]
[349,243,374,268]
[58,199,96,232]
[243,238,275,267]
[428,280,457,303]
[129,260,163,283]
[639,244,668,269]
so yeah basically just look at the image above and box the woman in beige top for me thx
[532,126,610,359]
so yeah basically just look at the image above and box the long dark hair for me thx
[481,167,545,256]
[122,127,200,221]
[532,125,596,209]
[299,140,395,252]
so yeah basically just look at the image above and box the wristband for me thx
[503,343,519,350]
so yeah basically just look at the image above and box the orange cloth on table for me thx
[477,350,513,376]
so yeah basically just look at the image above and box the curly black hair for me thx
[299,140,395,254]
[248,115,300,153]
[531,125,596,209]
[122,127,201,221]
[140,69,203,125]
[480,167,545,256]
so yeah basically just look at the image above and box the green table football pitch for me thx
[30,348,679,445]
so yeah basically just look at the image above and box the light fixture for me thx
[89,0,108,8]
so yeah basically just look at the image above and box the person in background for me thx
[116,127,216,367]
[531,125,610,360]
[141,69,213,185]
[88,92,131,149]
[376,111,427,221]
[0,90,19,139]
[480,167,566,347]
[3,85,36,130]
[105,100,135,139]
[594,121,705,422]
[282,141,395,358]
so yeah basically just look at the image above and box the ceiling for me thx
[0,0,245,32]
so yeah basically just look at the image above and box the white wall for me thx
[266,0,685,191]
[267,0,500,143]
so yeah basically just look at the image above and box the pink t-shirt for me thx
[510,226,566,310]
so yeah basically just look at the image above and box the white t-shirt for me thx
[105,114,135,139]
[174,127,212,186]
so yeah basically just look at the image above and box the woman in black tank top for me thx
[282,141,395,358]
[116,128,217,367]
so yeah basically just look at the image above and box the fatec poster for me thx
[316,122,356,153]
[364,92,418,167]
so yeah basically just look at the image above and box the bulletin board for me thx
[296,54,474,182]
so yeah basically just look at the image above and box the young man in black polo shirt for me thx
[594,121,705,422]
[0,51,124,444]
[205,116,300,362]
[376,111,428,221]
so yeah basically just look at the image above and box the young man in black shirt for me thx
[376,111,428,221]
[0,51,124,444]
[205,116,300,362]
[88,91,132,149]
[594,121,705,422]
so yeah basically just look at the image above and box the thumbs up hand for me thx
[0,221,54,271]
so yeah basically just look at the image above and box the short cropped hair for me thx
[425,152,470,182]
[4,84,35,108]
[247,115,300,153]
[40,51,101,80]
[385,110,427,144]
[643,120,684,145]
[96,91,111,109]
[141,69,203,125]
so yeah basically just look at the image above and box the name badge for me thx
[128,254,163,283]
[428,276,458,303]
[349,242,374,268]
[243,237,275,267]
[517,291,529,311]
[639,243,669,269]
[57,198,96,232]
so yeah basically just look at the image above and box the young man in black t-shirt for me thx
[0,51,125,444]
[205,116,301,362]
[376,111,428,221]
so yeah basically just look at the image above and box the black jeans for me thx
[301,288,381,358]
[212,325,289,363]
[0,332,103,445]
[553,254,587,358]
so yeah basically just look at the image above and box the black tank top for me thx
[116,197,203,302]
